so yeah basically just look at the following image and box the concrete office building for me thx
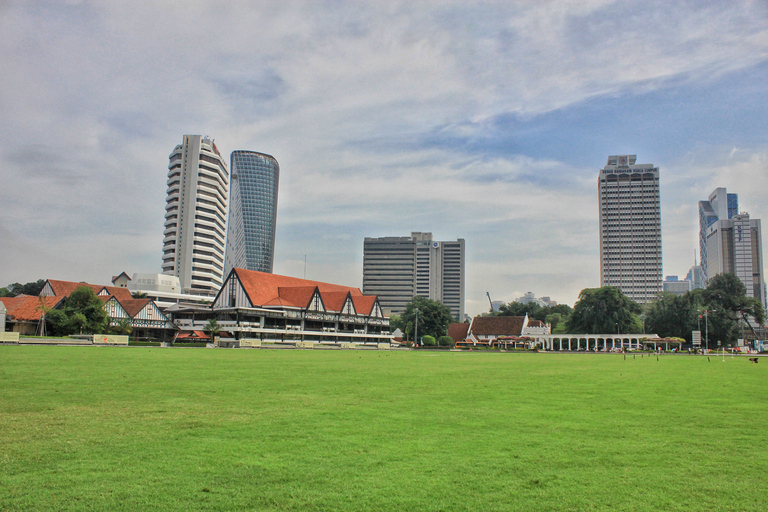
[663,276,692,296]
[224,151,279,276]
[162,135,229,296]
[363,232,465,321]
[699,187,739,281]
[598,155,662,304]
[704,210,766,309]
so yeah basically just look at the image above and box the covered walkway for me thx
[530,333,660,351]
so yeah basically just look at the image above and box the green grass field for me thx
[1,346,766,511]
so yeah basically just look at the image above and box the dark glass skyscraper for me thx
[224,151,279,276]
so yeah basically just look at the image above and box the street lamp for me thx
[414,308,419,346]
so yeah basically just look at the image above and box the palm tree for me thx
[205,318,221,346]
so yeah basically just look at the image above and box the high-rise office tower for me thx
[701,191,765,309]
[363,232,465,321]
[162,135,229,295]
[598,155,662,304]
[224,151,279,276]
[699,187,739,281]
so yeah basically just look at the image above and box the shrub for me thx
[437,336,453,347]
[422,335,436,347]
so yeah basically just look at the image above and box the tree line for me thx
[390,273,765,348]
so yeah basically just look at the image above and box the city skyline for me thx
[1,2,767,317]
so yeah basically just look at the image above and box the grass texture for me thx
[0,346,766,511]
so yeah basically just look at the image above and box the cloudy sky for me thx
[1,0,767,316]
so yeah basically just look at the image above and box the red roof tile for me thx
[45,279,133,301]
[447,323,470,342]
[120,299,152,318]
[176,330,210,340]
[350,295,376,315]
[0,296,64,322]
[233,269,363,308]
[320,291,351,312]
[274,286,317,308]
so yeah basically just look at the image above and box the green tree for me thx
[544,313,563,332]
[422,335,436,347]
[566,286,642,334]
[2,279,46,297]
[388,314,404,333]
[437,335,454,347]
[701,273,766,346]
[400,296,454,342]
[47,286,109,335]
[645,290,703,341]
[498,301,542,318]
[205,318,221,339]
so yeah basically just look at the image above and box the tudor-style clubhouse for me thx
[169,268,391,345]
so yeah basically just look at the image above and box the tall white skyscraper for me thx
[598,155,662,304]
[363,232,465,321]
[162,135,229,295]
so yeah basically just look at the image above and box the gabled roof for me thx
[0,295,64,322]
[120,299,152,318]
[232,268,363,308]
[350,295,376,316]
[321,291,352,312]
[527,319,545,328]
[45,279,133,301]
[111,272,131,283]
[447,323,470,342]
[469,316,527,336]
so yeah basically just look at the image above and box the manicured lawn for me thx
[0,346,766,511]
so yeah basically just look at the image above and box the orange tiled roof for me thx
[176,330,210,340]
[270,286,317,308]
[320,291,351,312]
[469,316,527,336]
[45,279,133,301]
[233,268,363,308]
[0,295,64,322]
[350,295,376,315]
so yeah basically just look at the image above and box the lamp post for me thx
[704,309,710,352]
[414,308,419,346]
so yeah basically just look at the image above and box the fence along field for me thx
[0,345,765,511]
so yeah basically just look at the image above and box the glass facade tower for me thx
[224,151,280,276]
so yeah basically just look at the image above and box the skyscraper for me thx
[224,151,279,276]
[363,232,465,321]
[698,187,739,281]
[701,191,765,309]
[598,155,662,304]
[162,135,229,295]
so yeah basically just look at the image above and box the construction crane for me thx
[486,292,494,312]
